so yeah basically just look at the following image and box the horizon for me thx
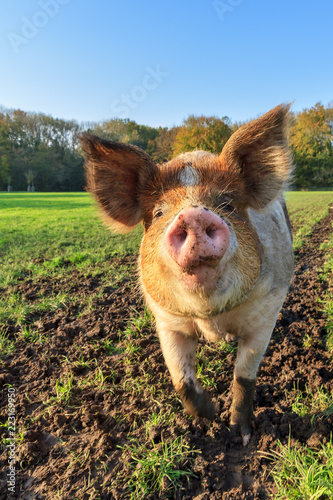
[1,99,331,131]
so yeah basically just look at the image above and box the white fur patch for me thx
[177,151,214,187]
[179,166,200,186]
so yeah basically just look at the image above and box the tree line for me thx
[0,102,332,192]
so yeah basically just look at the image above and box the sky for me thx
[0,0,332,128]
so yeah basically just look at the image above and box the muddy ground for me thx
[1,209,333,500]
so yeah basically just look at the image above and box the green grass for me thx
[0,192,142,285]
[1,192,330,297]
[270,193,333,499]
[51,374,75,404]
[196,340,232,389]
[0,329,15,359]
[264,437,333,500]
[1,191,333,498]
[121,307,154,339]
[1,291,70,326]
[145,410,177,436]
[318,220,333,354]
[324,300,333,353]
[18,325,48,344]
[117,435,199,499]
[285,191,333,249]
[1,192,330,271]
[288,383,333,421]
[0,192,142,326]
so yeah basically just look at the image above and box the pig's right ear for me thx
[79,134,156,233]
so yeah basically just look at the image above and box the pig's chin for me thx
[180,265,221,293]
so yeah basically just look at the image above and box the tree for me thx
[0,115,10,189]
[25,169,35,191]
[91,118,159,151]
[290,103,333,189]
[1,102,332,192]
[290,103,332,157]
[0,154,9,188]
[172,115,232,157]
[146,126,180,163]
[0,107,85,191]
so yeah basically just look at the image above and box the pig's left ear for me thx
[79,134,156,232]
[220,104,293,209]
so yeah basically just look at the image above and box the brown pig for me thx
[79,104,294,446]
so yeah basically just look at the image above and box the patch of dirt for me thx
[1,210,332,499]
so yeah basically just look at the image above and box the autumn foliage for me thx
[0,102,332,191]
[172,115,232,157]
[289,103,333,188]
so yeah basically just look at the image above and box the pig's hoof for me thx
[179,383,216,420]
[230,413,254,446]
[242,432,251,447]
[231,377,255,446]
[225,333,238,342]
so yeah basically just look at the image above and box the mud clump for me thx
[0,213,332,499]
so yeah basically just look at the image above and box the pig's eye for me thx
[222,202,234,212]
[153,209,163,219]
[217,197,234,213]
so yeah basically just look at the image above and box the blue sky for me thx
[1,0,332,127]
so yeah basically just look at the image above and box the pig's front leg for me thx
[158,329,216,420]
[231,333,271,446]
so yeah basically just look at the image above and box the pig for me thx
[79,104,294,446]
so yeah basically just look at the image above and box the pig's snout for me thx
[165,207,230,270]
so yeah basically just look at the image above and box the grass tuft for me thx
[289,383,333,421]
[263,436,333,500]
[118,435,199,499]
[318,219,333,355]
[54,375,74,404]
[122,307,154,339]
[0,329,15,359]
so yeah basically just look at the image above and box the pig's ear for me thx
[220,104,293,209]
[79,134,156,232]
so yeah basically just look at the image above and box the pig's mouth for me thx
[180,262,223,291]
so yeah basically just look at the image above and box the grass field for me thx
[0,192,142,285]
[1,191,332,328]
[0,193,142,328]
[1,190,332,281]
[285,191,333,249]
[1,190,333,499]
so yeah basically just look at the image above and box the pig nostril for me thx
[178,230,187,243]
[206,226,215,239]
